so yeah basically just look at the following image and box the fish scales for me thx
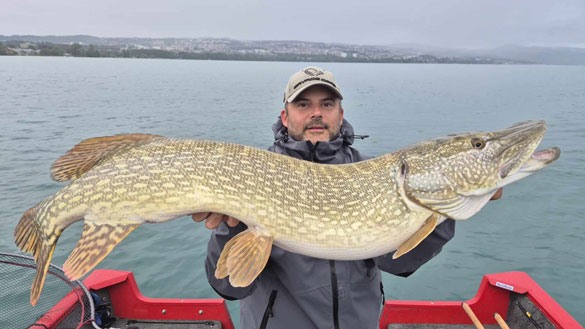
[43,138,427,254]
[15,121,560,305]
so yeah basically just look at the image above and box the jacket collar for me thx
[270,117,357,162]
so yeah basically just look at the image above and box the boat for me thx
[1,252,582,329]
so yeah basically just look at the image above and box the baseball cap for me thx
[283,66,343,103]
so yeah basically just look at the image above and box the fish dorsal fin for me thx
[63,222,139,280]
[393,213,439,259]
[215,227,273,287]
[51,133,162,182]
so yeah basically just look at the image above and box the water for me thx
[1,56,584,326]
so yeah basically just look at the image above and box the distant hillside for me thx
[481,45,585,65]
[0,35,105,44]
[1,35,584,65]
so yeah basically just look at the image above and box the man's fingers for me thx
[192,212,211,222]
[226,216,240,227]
[194,212,239,229]
[491,188,503,200]
[208,212,225,222]
[205,213,225,229]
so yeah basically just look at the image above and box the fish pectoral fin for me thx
[393,213,439,259]
[63,222,139,280]
[215,227,273,287]
[51,133,162,182]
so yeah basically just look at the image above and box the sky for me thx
[1,0,584,49]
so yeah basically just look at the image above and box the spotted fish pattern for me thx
[14,120,560,305]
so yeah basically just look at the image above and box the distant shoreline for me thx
[3,35,585,65]
[0,52,507,65]
[0,54,513,65]
[0,39,515,65]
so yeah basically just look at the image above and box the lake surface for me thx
[1,56,584,326]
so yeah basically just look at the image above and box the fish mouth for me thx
[518,147,561,172]
[496,120,547,179]
[498,146,560,188]
[499,146,560,179]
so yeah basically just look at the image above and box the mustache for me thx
[303,119,329,131]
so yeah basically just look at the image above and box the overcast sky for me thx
[2,0,584,49]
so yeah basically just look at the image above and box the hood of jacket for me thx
[269,117,369,164]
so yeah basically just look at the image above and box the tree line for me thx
[0,41,103,57]
[0,40,499,64]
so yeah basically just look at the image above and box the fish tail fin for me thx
[30,241,57,306]
[14,205,42,255]
[14,202,61,306]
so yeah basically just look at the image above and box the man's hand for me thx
[192,212,240,229]
[491,188,503,200]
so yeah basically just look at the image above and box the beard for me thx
[287,118,341,143]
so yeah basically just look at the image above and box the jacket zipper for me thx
[259,290,278,329]
[329,260,340,329]
[308,141,318,162]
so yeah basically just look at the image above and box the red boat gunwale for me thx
[32,286,88,328]
[83,269,236,329]
[77,270,581,329]
[379,271,582,329]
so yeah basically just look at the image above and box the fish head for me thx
[398,120,560,220]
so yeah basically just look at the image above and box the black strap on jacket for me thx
[380,282,386,306]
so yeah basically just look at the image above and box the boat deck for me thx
[387,323,501,329]
[108,318,222,329]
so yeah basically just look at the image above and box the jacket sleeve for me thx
[205,221,258,300]
[375,218,455,277]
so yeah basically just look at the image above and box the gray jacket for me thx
[205,118,456,329]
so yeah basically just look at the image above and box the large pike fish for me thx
[15,120,559,305]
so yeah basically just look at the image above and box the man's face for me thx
[281,86,344,144]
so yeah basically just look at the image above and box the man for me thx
[193,66,502,329]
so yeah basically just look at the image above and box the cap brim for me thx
[285,81,343,103]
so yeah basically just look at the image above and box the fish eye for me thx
[471,138,486,149]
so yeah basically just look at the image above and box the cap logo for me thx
[293,77,337,90]
[304,68,324,77]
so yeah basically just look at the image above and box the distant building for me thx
[9,48,39,55]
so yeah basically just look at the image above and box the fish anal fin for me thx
[51,133,162,182]
[63,222,139,280]
[393,213,439,259]
[215,227,273,287]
